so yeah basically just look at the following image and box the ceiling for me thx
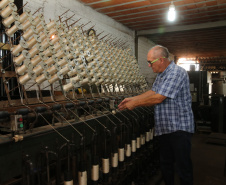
[80,0,226,70]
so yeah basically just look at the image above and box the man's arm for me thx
[118,90,166,110]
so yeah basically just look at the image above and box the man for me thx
[118,45,194,185]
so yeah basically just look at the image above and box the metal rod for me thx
[32,8,42,15]
[63,14,75,23]
[99,33,110,40]
[59,9,70,18]
[68,18,81,27]
[81,21,91,28]
[0,52,11,61]
[97,31,104,37]
[25,82,37,91]
[17,2,28,13]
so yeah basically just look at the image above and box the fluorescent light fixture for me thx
[168,1,176,22]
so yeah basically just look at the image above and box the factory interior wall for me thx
[138,36,157,88]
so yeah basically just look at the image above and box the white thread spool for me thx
[102,158,109,174]
[47,63,61,75]
[50,35,59,45]
[33,13,44,26]
[46,20,55,30]
[55,50,64,59]
[132,140,136,153]
[125,144,131,157]
[141,134,145,145]
[64,180,73,185]
[60,64,73,75]
[36,71,51,84]
[16,59,33,75]
[78,171,87,185]
[31,55,42,66]
[6,21,22,37]
[19,10,31,23]
[49,27,57,36]
[91,165,99,181]
[33,63,47,76]
[1,2,17,18]
[23,26,37,40]
[19,71,36,85]
[111,153,118,168]
[26,35,41,49]
[45,56,58,66]
[22,16,35,31]
[2,11,19,27]
[11,40,28,56]
[13,50,30,65]
[58,57,68,67]
[80,78,89,86]
[53,42,61,52]
[29,44,43,58]
[43,46,55,57]
[0,0,14,9]
[36,21,46,33]
[48,72,63,84]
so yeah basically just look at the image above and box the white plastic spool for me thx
[48,72,63,84]
[6,21,22,37]
[26,35,41,49]
[43,46,55,57]
[91,165,99,181]
[19,10,31,23]
[11,40,28,56]
[36,71,51,84]
[29,44,43,58]
[78,171,87,185]
[102,158,109,174]
[23,26,37,41]
[60,64,73,75]
[22,16,35,31]
[111,153,118,168]
[16,60,33,75]
[45,56,58,66]
[19,71,36,85]
[13,50,31,65]
[33,63,47,76]
[50,35,59,45]
[132,140,136,153]
[55,50,64,59]
[63,82,73,92]
[33,14,44,26]
[1,2,17,18]
[47,64,61,75]
[31,55,42,66]
[2,11,19,27]
[36,21,46,33]
[0,0,14,10]
[46,20,55,30]
[58,57,68,67]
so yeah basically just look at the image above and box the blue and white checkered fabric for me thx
[152,62,194,136]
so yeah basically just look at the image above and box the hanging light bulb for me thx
[168,1,176,21]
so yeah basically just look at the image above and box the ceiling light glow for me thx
[168,1,176,22]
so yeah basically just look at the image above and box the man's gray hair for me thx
[150,45,170,59]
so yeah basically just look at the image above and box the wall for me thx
[137,36,156,88]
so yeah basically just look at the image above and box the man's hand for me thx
[118,97,136,110]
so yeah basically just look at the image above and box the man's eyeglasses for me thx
[147,57,165,65]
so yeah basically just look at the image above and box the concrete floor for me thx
[146,133,226,185]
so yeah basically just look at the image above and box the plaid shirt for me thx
[152,62,194,136]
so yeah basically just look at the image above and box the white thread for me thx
[78,171,87,185]
[111,153,118,168]
[91,165,99,181]
[102,158,109,174]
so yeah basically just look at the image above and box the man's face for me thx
[147,50,162,73]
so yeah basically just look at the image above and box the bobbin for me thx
[11,40,28,56]
[19,71,36,85]
[35,71,51,84]
[45,56,58,66]
[6,20,22,37]
[47,63,61,75]
[46,20,56,31]
[22,16,35,31]
[26,35,41,49]
[28,43,43,58]
[43,46,55,57]
[30,54,43,66]
[16,59,33,75]
[60,64,73,75]
[2,11,19,27]
[49,35,59,45]
[33,13,44,26]
[1,2,17,18]
[48,72,63,84]
[36,20,47,33]
[39,29,49,41]
[13,50,31,65]
[33,62,48,76]
[0,0,14,10]
[23,26,38,41]
[57,57,68,67]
